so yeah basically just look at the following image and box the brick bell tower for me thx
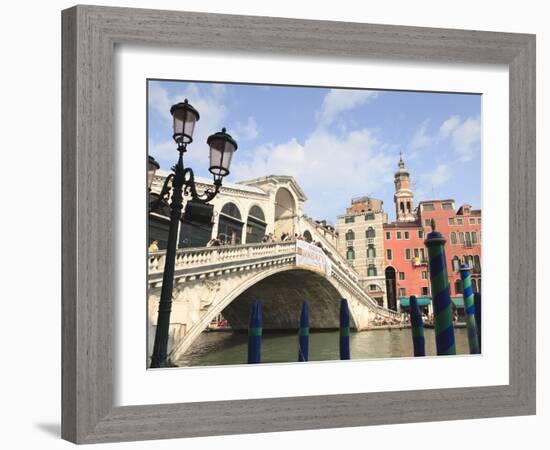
[394,154,416,222]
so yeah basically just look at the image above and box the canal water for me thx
[175,328,470,367]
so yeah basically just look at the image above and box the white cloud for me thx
[234,116,259,141]
[317,89,379,125]
[429,164,451,186]
[230,127,394,219]
[450,117,481,161]
[410,120,434,150]
[409,115,480,162]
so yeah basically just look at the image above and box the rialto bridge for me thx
[147,216,403,363]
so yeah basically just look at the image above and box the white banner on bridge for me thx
[296,240,332,277]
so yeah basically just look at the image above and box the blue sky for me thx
[148,80,481,224]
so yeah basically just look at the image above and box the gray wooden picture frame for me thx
[61,5,536,444]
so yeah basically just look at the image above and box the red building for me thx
[383,158,482,313]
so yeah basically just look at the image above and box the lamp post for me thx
[150,99,238,368]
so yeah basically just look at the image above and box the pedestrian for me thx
[148,240,159,252]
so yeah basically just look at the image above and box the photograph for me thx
[146,79,483,368]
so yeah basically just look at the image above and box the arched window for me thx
[471,231,478,244]
[406,201,411,212]
[221,202,241,220]
[455,279,463,295]
[367,264,377,276]
[451,232,457,244]
[218,202,243,245]
[367,244,376,258]
[346,247,355,260]
[366,227,376,238]
[452,256,460,272]
[303,230,313,243]
[345,229,355,241]
[246,205,266,244]
[459,232,465,244]
[472,278,478,293]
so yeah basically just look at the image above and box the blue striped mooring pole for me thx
[298,301,309,362]
[247,302,262,364]
[424,219,456,355]
[409,295,426,356]
[339,298,351,360]
[459,264,481,354]
[474,292,482,352]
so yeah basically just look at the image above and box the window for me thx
[451,232,457,244]
[345,229,355,241]
[457,218,463,225]
[366,227,376,238]
[404,231,410,239]
[471,231,478,244]
[414,248,419,258]
[452,256,460,272]
[367,244,376,258]
[399,288,407,297]
[472,279,478,293]
[396,231,402,240]
[420,248,425,259]
[448,217,455,225]
[346,247,355,260]
[422,271,428,279]
[424,218,431,227]
[474,255,481,272]
[367,264,377,276]
[386,249,393,260]
[386,231,391,240]
[459,232,465,244]
[421,286,429,296]
[405,248,411,260]
[423,203,435,211]
[399,272,405,280]
[465,232,472,247]
[455,279,463,295]
[345,216,355,223]
[478,218,482,224]
[369,284,379,292]
[418,230,424,239]
[365,212,375,221]
[442,203,453,210]
[469,218,476,224]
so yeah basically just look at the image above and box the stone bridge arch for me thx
[166,265,358,361]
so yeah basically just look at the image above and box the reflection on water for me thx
[175,328,471,367]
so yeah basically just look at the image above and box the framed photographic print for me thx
[62,5,536,444]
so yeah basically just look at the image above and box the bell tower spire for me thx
[394,155,415,222]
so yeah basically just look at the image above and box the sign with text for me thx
[296,240,332,277]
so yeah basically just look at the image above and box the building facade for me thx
[336,196,388,307]
[418,200,482,298]
[382,158,482,313]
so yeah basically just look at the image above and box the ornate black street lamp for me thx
[150,99,238,368]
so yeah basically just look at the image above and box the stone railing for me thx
[149,241,297,275]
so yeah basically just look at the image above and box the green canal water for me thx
[175,328,470,367]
